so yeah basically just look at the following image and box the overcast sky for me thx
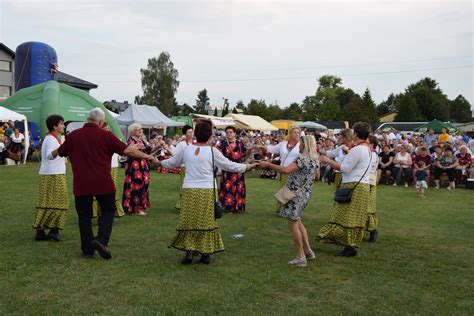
[1,0,472,109]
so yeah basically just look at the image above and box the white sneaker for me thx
[288,256,307,267]
[305,250,316,260]
[404,183,408,188]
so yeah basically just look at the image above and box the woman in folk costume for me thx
[366,135,380,243]
[33,115,68,242]
[259,126,301,211]
[160,121,257,265]
[93,122,125,218]
[317,122,373,257]
[216,126,249,214]
[325,129,354,192]
[171,125,194,210]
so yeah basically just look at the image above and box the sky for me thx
[1,0,473,109]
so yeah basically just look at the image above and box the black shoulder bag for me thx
[210,147,224,219]
[334,148,372,204]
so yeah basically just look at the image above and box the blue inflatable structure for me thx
[15,42,58,91]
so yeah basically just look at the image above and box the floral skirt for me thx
[366,184,378,232]
[317,182,370,248]
[32,174,68,230]
[169,188,224,255]
[93,168,125,218]
[334,172,342,192]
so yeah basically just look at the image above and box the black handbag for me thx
[210,147,223,219]
[334,148,372,203]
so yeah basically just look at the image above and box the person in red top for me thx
[50,108,157,259]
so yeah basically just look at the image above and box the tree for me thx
[213,107,218,116]
[395,94,420,121]
[346,96,366,124]
[135,51,179,116]
[283,102,304,120]
[377,93,398,116]
[246,99,269,120]
[405,77,449,121]
[267,104,284,121]
[317,75,342,90]
[301,96,318,121]
[194,89,209,114]
[180,103,194,116]
[221,99,230,117]
[449,95,472,123]
[361,88,379,123]
[235,100,246,113]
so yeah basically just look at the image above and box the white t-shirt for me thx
[267,141,300,167]
[111,153,119,168]
[39,134,66,175]
[340,145,373,184]
[394,152,411,168]
[171,139,191,155]
[10,133,24,143]
[162,145,247,189]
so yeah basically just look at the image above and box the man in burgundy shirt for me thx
[50,108,157,259]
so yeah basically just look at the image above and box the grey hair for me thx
[87,107,105,122]
[128,123,142,133]
[290,125,301,133]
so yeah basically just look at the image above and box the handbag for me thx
[210,147,223,219]
[274,173,314,205]
[334,147,372,204]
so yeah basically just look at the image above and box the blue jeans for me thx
[392,166,412,184]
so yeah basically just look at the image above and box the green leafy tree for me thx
[267,104,284,121]
[283,102,304,120]
[221,99,230,117]
[301,96,318,121]
[395,94,420,121]
[405,77,449,120]
[317,75,342,90]
[377,93,398,116]
[234,100,246,113]
[194,89,209,114]
[362,88,379,123]
[449,95,472,123]
[135,51,179,116]
[346,96,367,124]
[213,107,218,116]
[180,103,194,116]
[246,99,269,120]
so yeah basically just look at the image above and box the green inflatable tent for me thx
[0,80,123,140]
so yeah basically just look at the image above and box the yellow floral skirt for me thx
[169,188,224,254]
[317,182,370,248]
[92,168,125,218]
[32,174,68,230]
[366,184,378,231]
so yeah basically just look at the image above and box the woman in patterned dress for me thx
[122,123,151,215]
[32,115,68,241]
[160,121,257,265]
[455,145,472,185]
[217,126,248,214]
[258,136,319,267]
[318,122,373,257]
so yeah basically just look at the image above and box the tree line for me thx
[134,52,472,123]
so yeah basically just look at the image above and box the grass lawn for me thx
[0,163,472,314]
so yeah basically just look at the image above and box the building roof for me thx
[104,100,131,112]
[56,71,98,90]
[378,111,398,119]
[0,43,15,58]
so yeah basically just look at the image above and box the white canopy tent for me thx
[116,104,184,128]
[224,113,278,131]
[298,121,328,130]
[191,113,235,128]
[0,106,30,164]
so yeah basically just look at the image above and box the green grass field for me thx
[0,163,472,315]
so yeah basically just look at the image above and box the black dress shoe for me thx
[91,240,112,260]
[368,230,378,243]
[34,229,48,241]
[48,229,63,242]
[197,254,210,265]
[336,246,357,257]
[181,251,193,265]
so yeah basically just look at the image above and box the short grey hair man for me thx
[87,107,105,123]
